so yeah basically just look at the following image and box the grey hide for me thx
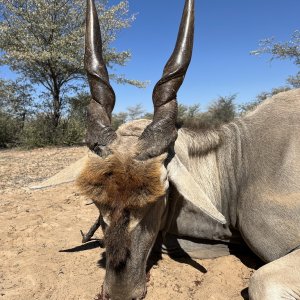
[34,89,300,299]
[164,88,300,299]
[35,89,300,299]
[114,88,300,299]
[79,0,300,298]
[167,88,300,263]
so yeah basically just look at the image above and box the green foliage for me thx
[126,104,145,121]
[0,0,147,129]
[53,118,85,146]
[251,30,300,88]
[110,74,149,88]
[0,78,33,119]
[246,31,299,114]
[251,30,300,65]
[178,96,236,129]
[0,7,298,149]
[0,69,290,149]
[207,95,236,125]
[142,112,154,120]
[239,86,291,115]
[0,0,151,148]
[287,73,300,88]
[68,92,89,123]
[111,104,150,129]
[20,115,54,147]
[112,112,128,130]
[20,114,85,148]
[0,78,34,147]
[178,103,201,122]
[0,0,136,84]
[0,111,20,147]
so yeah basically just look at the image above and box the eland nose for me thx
[103,295,138,300]
[103,279,147,300]
[103,291,146,300]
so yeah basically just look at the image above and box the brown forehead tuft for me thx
[76,152,166,208]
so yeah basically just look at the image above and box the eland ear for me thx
[167,155,226,224]
[29,156,89,190]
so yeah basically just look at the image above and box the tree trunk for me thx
[52,92,61,128]
[51,79,61,128]
[20,111,26,130]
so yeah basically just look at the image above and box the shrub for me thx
[0,112,20,148]
[20,114,85,148]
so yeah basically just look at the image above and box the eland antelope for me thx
[75,0,300,299]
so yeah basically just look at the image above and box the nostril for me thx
[97,286,110,300]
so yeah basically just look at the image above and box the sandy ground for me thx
[0,146,261,300]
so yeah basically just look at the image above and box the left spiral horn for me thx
[85,0,117,156]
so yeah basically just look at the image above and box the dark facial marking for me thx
[105,208,131,271]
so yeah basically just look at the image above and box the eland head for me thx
[77,0,224,299]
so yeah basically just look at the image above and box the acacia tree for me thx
[0,78,34,123]
[126,103,145,121]
[0,78,34,145]
[251,30,300,88]
[0,0,145,128]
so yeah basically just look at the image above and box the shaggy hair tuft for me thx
[179,128,223,156]
[76,152,166,208]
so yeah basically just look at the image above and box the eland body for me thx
[77,0,300,299]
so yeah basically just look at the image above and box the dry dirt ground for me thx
[0,146,261,300]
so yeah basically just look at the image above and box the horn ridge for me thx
[85,0,117,155]
[137,0,194,160]
[154,0,194,107]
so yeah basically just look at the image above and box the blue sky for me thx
[1,0,299,113]
[109,0,300,112]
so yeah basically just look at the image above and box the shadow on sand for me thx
[59,239,104,253]
[59,231,263,300]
